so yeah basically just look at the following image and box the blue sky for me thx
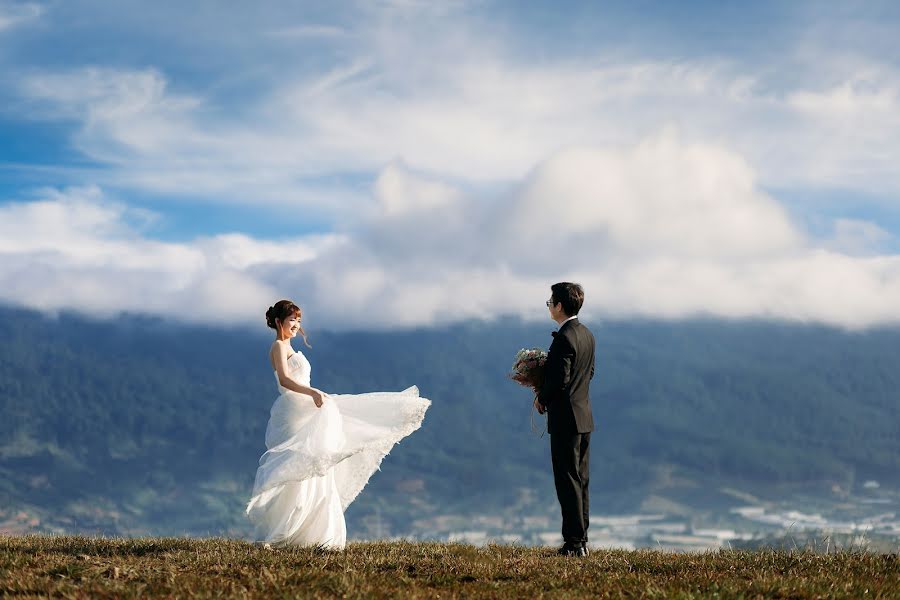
[1,0,900,329]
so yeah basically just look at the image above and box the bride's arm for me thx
[271,343,326,406]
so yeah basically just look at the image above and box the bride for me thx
[246,299,430,549]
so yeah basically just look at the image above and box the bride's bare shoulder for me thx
[269,341,290,372]
[270,340,290,358]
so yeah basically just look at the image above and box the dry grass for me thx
[1,535,897,599]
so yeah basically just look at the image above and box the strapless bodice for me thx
[274,351,312,391]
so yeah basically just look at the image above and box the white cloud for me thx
[789,77,898,116]
[21,67,206,165]
[17,66,373,215]
[827,218,894,256]
[13,14,900,209]
[373,161,461,217]
[504,133,801,261]
[317,134,900,330]
[3,135,900,330]
[267,24,346,39]
[0,187,344,324]
[0,1,41,31]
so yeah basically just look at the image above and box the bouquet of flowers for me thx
[509,347,548,392]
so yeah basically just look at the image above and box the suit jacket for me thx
[538,318,595,435]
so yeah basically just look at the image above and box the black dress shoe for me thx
[557,544,587,557]
[556,543,574,555]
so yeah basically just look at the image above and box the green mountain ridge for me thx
[1,307,899,537]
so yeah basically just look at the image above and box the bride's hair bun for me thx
[265,299,312,348]
[266,302,296,329]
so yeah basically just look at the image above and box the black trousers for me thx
[550,431,590,545]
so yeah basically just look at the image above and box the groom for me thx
[535,282,595,557]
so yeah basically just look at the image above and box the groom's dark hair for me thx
[551,282,584,317]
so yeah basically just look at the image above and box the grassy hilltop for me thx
[1,536,897,599]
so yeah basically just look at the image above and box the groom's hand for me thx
[533,397,546,415]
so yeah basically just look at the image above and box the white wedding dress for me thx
[246,351,430,549]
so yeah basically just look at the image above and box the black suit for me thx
[538,317,595,546]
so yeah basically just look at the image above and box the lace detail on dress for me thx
[333,387,430,509]
[249,386,430,509]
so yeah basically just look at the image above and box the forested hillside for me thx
[1,306,898,536]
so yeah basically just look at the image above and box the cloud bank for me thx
[2,133,899,330]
